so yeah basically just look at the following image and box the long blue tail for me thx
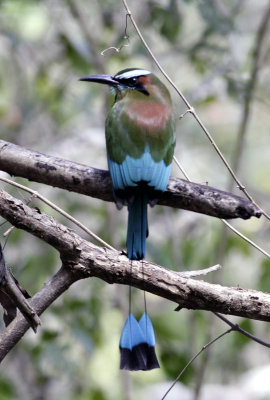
[127,193,148,260]
[121,193,159,371]
[119,313,160,371]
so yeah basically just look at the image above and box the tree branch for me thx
[0,242,40,332]
[1,270,41,332]
[1,189,270,312]
[0,189,269,361]
[0,140,261,220]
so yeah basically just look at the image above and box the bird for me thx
[80,68,175,371]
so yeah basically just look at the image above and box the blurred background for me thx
[0,0,270,399]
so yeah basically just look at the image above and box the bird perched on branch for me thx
[80,68,175,371]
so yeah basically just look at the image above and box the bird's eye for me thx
[129,77,138,85]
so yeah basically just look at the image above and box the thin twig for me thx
[173,155,190,180]
[161,328,233,400]
[179,264,222,278]
[0,243,40,332]
[121,0,270,222]
[172,155,270,259]
[0,176,115,251]
[3,271,41,332]
[221,219,270,258]
[101,13,130,55]
[214,312,270,348]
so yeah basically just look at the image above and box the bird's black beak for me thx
[79,74,119,87]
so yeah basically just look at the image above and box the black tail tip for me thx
[120,344,160,371]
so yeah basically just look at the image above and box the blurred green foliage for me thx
[0,0,270,399]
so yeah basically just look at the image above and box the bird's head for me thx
[80,68,170,103]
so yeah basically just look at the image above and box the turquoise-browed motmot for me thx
[80,68,175,371]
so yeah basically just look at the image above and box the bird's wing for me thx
[106,101,175,193]
[108,147,171,192]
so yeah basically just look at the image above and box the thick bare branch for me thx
[0,189,269,322]
[0,189,269,361]
[0,140,261,220]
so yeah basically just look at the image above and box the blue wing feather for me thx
[108,146,172,193]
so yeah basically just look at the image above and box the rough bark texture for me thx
[0,189,269,328]
[0,140,261,220]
